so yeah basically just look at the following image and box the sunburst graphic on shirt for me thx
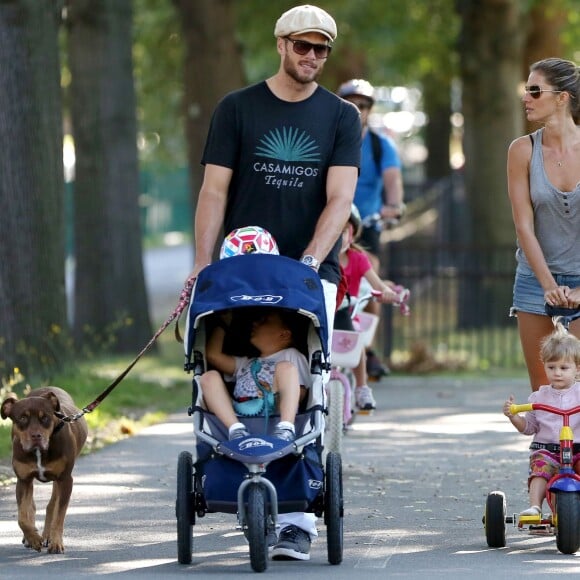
[255,127,320,162]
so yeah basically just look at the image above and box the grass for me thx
[1,319,529,484]
[0,333,192,472]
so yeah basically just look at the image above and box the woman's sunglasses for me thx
[524,85,563,99]
[284,37,332,59]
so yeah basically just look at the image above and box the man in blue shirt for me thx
[337,79,405,380]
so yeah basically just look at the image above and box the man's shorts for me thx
[511,270,580,316]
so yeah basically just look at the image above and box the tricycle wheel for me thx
[247,484,268,572]
[484,491,506,548]
[326,378,344,455]
[325,451,343,565]
[555,491,580,554]
[176,451,194,564]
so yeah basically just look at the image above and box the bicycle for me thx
[484,304,580,555]
[325,286,410,455]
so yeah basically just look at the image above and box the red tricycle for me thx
[484,305,580,554]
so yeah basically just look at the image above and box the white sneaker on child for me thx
[355,385,376,410]
[229,423,250,440]
[273,421,295,442]
[519,505,541,517]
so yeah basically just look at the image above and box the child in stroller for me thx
[177,252,343,571]
[200,308,311,442]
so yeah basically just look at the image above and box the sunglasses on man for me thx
[524,85,563,99]
[284,37,332,59]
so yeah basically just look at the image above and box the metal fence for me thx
[378,242,524,371]
[374,176,525,371]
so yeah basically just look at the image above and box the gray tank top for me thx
[516,128,580,275]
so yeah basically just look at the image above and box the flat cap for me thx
[274,5,337,42]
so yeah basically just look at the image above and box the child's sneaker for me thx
[355,385,376,410]
[273,422,295,442]
[228,423,250,440]
[519,505,541,517]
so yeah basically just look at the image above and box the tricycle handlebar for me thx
[510,403,580,417]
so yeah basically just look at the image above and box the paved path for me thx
[3,374,580,578]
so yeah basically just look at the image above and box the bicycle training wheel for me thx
[484,491,506,548]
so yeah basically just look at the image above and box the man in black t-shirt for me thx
[190,4,361,561]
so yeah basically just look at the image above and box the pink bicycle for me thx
[325,286,410,455]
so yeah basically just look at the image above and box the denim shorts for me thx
[512,269,580,316]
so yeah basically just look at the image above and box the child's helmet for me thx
[348,204,362,240]
[337,79,375,105]
[219,226,280,259]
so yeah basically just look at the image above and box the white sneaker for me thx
[519,505,541,517]
[355,385,376,410]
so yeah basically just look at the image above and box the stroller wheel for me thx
[247,484,269,572]
[325,451,343,565]
[176,451,194,564]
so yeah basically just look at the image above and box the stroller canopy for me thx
[185,254,329,357]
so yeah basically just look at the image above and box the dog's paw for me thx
[22,533,43,552]
[43,533,65,554]
[47,541,65,554]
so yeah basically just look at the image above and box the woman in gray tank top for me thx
[507,57,580,391]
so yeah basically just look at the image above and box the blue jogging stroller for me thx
[175,253,343,572]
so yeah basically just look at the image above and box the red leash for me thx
[58,275,196,423]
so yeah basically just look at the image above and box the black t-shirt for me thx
[202,81,361,284]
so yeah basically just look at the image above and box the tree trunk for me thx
[522,0,566,134]
[0,0,69,381]
[456,0,526,327]
[66,0,153,353]
[172,0,245,247]
[423,74,453,184]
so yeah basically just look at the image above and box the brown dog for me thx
[1,387,88,553]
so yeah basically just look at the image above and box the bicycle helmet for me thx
[219,226,279,259]
[337,79,375,106]
[348,203,362,240]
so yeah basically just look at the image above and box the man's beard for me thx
[283,54,322,85]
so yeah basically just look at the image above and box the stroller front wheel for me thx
[247,484,269,572]
[325,451,343,564]
[176,451,194,564]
